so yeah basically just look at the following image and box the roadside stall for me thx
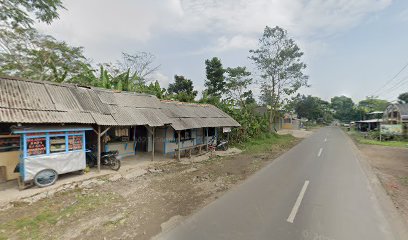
[0,134,20,182]
[12,126,92,188]
[104,127,136,157]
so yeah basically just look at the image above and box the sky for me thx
[36,0,408,103]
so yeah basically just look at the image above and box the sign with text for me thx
[380,124,402,136]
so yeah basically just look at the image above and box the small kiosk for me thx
[104,127,136,157]
[13,126,92,188]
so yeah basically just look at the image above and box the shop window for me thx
[68,135,83,151]
[27,137,46,156]
[0,135,20,152]
[174,129,193,141]
[50,136,66,153]
[185,129,191,139]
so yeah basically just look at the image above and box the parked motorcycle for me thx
[86,146,121,171]
[209,136,229,151]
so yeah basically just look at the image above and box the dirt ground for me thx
[0,138,299,240]
[358,144,408,226]
[277,129,314,138]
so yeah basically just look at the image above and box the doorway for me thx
[135,126,148,152]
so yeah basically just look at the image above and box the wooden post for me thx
[134,127,137,159]
[151,127,155,161]
[177,130,181,161]
[206,127,209,151]
[97,125,101,172]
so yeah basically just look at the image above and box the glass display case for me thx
[0,135,20,152]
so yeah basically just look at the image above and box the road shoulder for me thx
[342,130,408,240]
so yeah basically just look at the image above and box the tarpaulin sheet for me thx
[23,151,86,181]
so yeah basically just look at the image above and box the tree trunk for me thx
[269,109,274,132]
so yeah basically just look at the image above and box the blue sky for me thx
[36,0,408,103]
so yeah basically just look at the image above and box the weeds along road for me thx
[155,127,406,240]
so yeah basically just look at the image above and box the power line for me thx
[379,75,408,101]
[371,60,408,96]
[385,75,408,93]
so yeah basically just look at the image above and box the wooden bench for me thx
[174,144,208,159]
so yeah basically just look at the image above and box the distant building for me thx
[383,104,408,124]
[355,111,383,132]
[381,103,408,137]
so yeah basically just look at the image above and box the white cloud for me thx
[398,8,408,22]
[35,0,393,70]
[147,71,171,88]
[39,0,392,45]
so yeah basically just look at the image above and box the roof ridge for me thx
[160,100,211,107]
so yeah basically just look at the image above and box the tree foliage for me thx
[117,52,160,86]
[0,0,64,29]
[168,75,198,102]
[0,27,91,82]
[357,97,389,113]
[205,57,225,98]
[249,26,308,131]
[330,96,358,122]
[225,66,254,108]
[291,95,332,123]
[398,92,408,104]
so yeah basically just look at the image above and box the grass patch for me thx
[0,192,121,240]
[236,133,295,153]
[348,130,408,148]
[400,176,408,186]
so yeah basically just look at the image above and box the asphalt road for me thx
[155,127,403,240]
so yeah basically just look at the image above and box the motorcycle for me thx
[86,146,121,171]
[209,136,229,151]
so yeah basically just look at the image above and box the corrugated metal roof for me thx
[91,113,118,126]
[110,106,138,126]
[0,77,239,129]
[0,78,55,110]
[0,108,94,124]
[139,108,172,126]
[94,89,117,105]
[114,92,161,108]
[161,101,240,130]
[70,87,102,113]
[45,84,83,111]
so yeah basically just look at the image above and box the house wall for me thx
[156,127,218,155]
[0,151,20,181]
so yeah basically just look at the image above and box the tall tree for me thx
[0,0,64,29]
[98,52,160,90]
[398,92,408,104]
[168,75,198,102]
[0,27,91,82]
[249,26,309,131]
[225,66,254,108]
[358,97,389,114]
[330,96,357,122]
[293,95,332,122]
[205,57,225,98]
[117,52,160,86]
